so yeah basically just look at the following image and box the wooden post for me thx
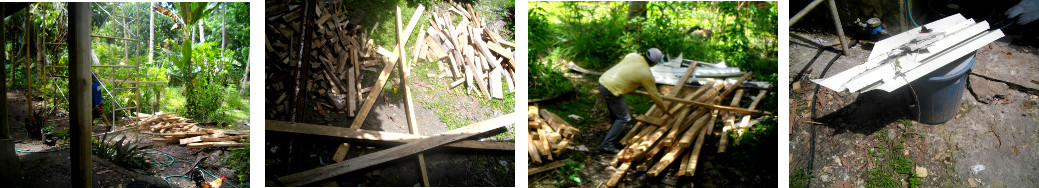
[69,3,93,187]
[25,13,33,122]
[396,6,429,187]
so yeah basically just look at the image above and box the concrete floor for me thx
[789,31,1039,187]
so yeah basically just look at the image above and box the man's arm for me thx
[642,79,674,118]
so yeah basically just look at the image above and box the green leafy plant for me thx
[790,167,813,188]
[185,79,224,122]
[223,137,250,183]
[867,128,920,188]
[556,160,583,186]
[92,132,154,170]
[26,106,54,139]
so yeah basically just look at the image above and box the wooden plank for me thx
[395,7,431,187]
[606,162,631,188]
[200,135,241,142]
[349,49,400,128]
[179,136,203,145]
[718,89,746,153]
[528,159,570,175]
[333,143,350,163]
[538,109,578,134]
[633,90,771,115]
[635,115,667,126]
[187,141,245,149]
[489,66,503,99]
[733,91,770,143]
[528,131,543,164]
[276,113,519,186]
[150,136,179,142]
[538,126,553,161]
[266,120,514,150]
[677,151,692,176]
[687,110,719,176]
[484,41,513,59]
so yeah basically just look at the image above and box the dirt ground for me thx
[7,90,247,187]
[789,31,1039,187]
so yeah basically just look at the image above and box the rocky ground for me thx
[789,31,1039,187]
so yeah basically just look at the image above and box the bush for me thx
[185,79,224,122]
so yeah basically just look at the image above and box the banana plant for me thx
[153,2,221,85]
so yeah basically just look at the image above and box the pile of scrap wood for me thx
[135,113,248,149]
[526,106,580,165]
[398,1,515,99]
[265,0,373,119]
[606,70,772,187]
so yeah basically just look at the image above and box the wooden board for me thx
[179,136,203,145]
[276,113,518,186]
[187,141,245,149]
[333,143,350,162]
[266,120,514,151]
[528,159,570,175]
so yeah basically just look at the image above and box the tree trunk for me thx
[628,1,648,20]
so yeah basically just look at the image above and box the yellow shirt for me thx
[599,53,668,112]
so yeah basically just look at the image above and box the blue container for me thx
[910,52,976,124]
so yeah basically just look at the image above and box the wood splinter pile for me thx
[606,71,771,188]
[386,1,515,99]
[134,113,248,149]
[265,0,375,119]
[527,106,580,165]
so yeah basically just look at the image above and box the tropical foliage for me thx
[4,2,249,125]
[528,1,778,99]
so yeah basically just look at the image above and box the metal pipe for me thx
[69,2,93,188]
[789,0,826,26]
[829,0,850,53]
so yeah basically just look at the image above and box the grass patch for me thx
[160,86,188,113]
[790,167,813,188]
[867,128,921,188]
[623,95,653,116]
[411,53,515,140]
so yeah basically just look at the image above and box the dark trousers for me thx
[599,84,630,150]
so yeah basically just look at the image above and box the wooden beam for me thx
[332,143,350,162]
[276,113,518,186]
[395,6,430,187]
[632,90,771,115]
[187,141,245,149]
[606,162,631,188]
[350,50,399,129]
[266,120,514,151]
[528,159,570,175]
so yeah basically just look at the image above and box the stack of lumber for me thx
[605,71,772,188]
[136,114,248,149]
[526,106,580,165]
[265,0,373,120]
[408,1,515,99]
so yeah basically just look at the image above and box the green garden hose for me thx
[907,0,921,27]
